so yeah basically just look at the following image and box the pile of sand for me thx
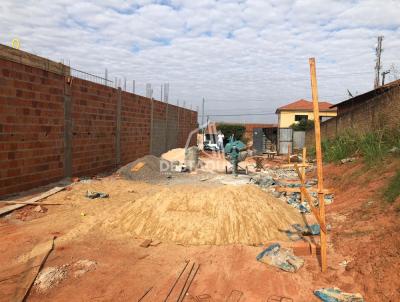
[161,148,186,163]
[101,184,303,245]
[117,155,166,182]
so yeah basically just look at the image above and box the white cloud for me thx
[1,0,400,123]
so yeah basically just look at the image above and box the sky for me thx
[1,0,400,123]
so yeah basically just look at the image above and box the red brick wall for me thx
[121,92,151,164]
[70,78,117,176]
[0,54,197,196]
[0,58,65,195]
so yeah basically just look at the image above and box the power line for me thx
[202,112,276,117]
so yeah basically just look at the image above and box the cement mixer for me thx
[224,135,248,176]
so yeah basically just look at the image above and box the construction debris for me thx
[85,191,109,199]
[340,158,356,164]
[0,186,65,216]
[256,243,304,273]
[314,287,364,302]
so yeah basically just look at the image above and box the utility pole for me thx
[382,70,390,85]
[201,98,205,127]
[374,36,384,89]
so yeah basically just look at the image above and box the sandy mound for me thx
[162,148,185,162]
[102,184,303,245]
[117,155,166,182]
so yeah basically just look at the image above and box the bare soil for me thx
[0,156,399,301]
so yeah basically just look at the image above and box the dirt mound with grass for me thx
[117,155,166,182]
[101,184,303,245]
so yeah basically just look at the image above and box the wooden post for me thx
[288,144,291,164]
[309,58,327,272]
[300,147,306,203]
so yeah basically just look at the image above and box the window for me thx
[295,115,308,122]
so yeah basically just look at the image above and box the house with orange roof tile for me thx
[275,99,337,128]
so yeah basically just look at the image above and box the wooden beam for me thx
[309,57,327,272]
[301,147,307,203]
[0,187,65,216]
[293,164,326,233]
[275,186,333,194]
[280,163,311,168]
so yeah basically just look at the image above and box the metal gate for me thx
[278,128,293,154]
[293,131,305,150]
[252,128,265,155]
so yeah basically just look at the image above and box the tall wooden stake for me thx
[300,147,307,203]
[288,144,291,164]
[309,58,327,272]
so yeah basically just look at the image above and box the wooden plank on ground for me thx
[11,236,55,302]
[0,187,65,216]
[275,186,333,194]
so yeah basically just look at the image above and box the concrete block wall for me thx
[0,47,197,196]
[305,85,400,149]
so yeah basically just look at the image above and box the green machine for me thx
[224,135,247,176]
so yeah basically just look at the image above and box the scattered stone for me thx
[140,239,152,248]
[86,191,109,199]
[33,205,46,213]
[340,157,356,164]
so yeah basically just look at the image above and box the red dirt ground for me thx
[1,156,399,301]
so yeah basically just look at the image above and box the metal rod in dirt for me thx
[176,262,195,302]
[137,286,153,302]
[163,261,190,302]
[177,264,200,302]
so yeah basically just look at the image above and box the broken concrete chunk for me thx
[256,243,304,272]
[314,287,364,302]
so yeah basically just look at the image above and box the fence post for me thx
[116,88,122,167]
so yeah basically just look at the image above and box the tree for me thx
[216,123,246,141]
[290,119,314,131]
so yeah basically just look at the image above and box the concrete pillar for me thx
[116,88,122,166]
[63,81,72,177]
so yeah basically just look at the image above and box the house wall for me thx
[278,110,337,128]
[0,45,197,196]
[305,85,400,148]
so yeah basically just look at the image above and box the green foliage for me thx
[322,132,358,163]
[290,119,315,131]
[359,131,388,166]
[384,170,400,203]
[320,129,397,165]
[216,123,246,141]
